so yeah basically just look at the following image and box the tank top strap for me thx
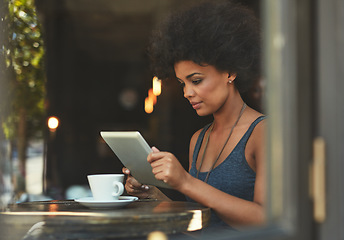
[192,123,212,168]
[239,115,266,145]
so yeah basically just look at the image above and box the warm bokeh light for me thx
[145,97,154,114]
[49,204,58,212]
[147,231,168,240]
[152,76,161,96]
[148,88,157,105]
[145,77,161,114]
[48,116,59,130]
[187,210,203,231]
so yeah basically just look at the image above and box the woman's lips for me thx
[190,102,202,110]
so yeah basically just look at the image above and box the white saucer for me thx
[74,196,138,209]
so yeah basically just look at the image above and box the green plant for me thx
[0,0,45,193]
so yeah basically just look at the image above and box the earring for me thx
[228,74,232,84]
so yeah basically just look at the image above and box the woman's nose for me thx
[183,84,194,98]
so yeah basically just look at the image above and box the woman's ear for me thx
[228,73,237,84]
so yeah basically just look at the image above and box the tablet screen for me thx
[100,131,171,189]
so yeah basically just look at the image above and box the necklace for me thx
[196,102,247,183]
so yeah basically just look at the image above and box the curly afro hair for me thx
[147,0,261,94]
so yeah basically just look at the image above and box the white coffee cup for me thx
[87,174,124,201]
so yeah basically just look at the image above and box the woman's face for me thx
[174,60,234,116]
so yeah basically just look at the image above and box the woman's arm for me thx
[177,172,265,228]
[148,122,266,228]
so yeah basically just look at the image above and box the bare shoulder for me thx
[188,127,207,169]
[244,109,266,171]
[246,107,266,131]
[249,120,266,162]
[189,128,203,150]
[252,115,266,134]
[245,108,266,148]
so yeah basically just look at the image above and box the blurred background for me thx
[0,0,262,204]
[2,0,344,239]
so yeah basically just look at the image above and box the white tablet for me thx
[100,131,171,189]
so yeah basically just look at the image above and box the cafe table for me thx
[0,198,211,240]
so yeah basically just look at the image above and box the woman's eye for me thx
[178,81,185,87]
[192,79,202,85]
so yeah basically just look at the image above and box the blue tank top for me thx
[187,116,266,227]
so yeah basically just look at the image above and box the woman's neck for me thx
[212,93,245,131]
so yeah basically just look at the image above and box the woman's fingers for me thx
[126,175,142,188]
[124,172,150,196]
[151,146,160,153]
[122,167,130,175]
[147,150,188,189]
[147,151,173,164]
[148,154,173,182]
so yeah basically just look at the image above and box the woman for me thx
[123,0,266,229]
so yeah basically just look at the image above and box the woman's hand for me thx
[122,167,171,200]
[122,167,151,199]
[147,146,189,190]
